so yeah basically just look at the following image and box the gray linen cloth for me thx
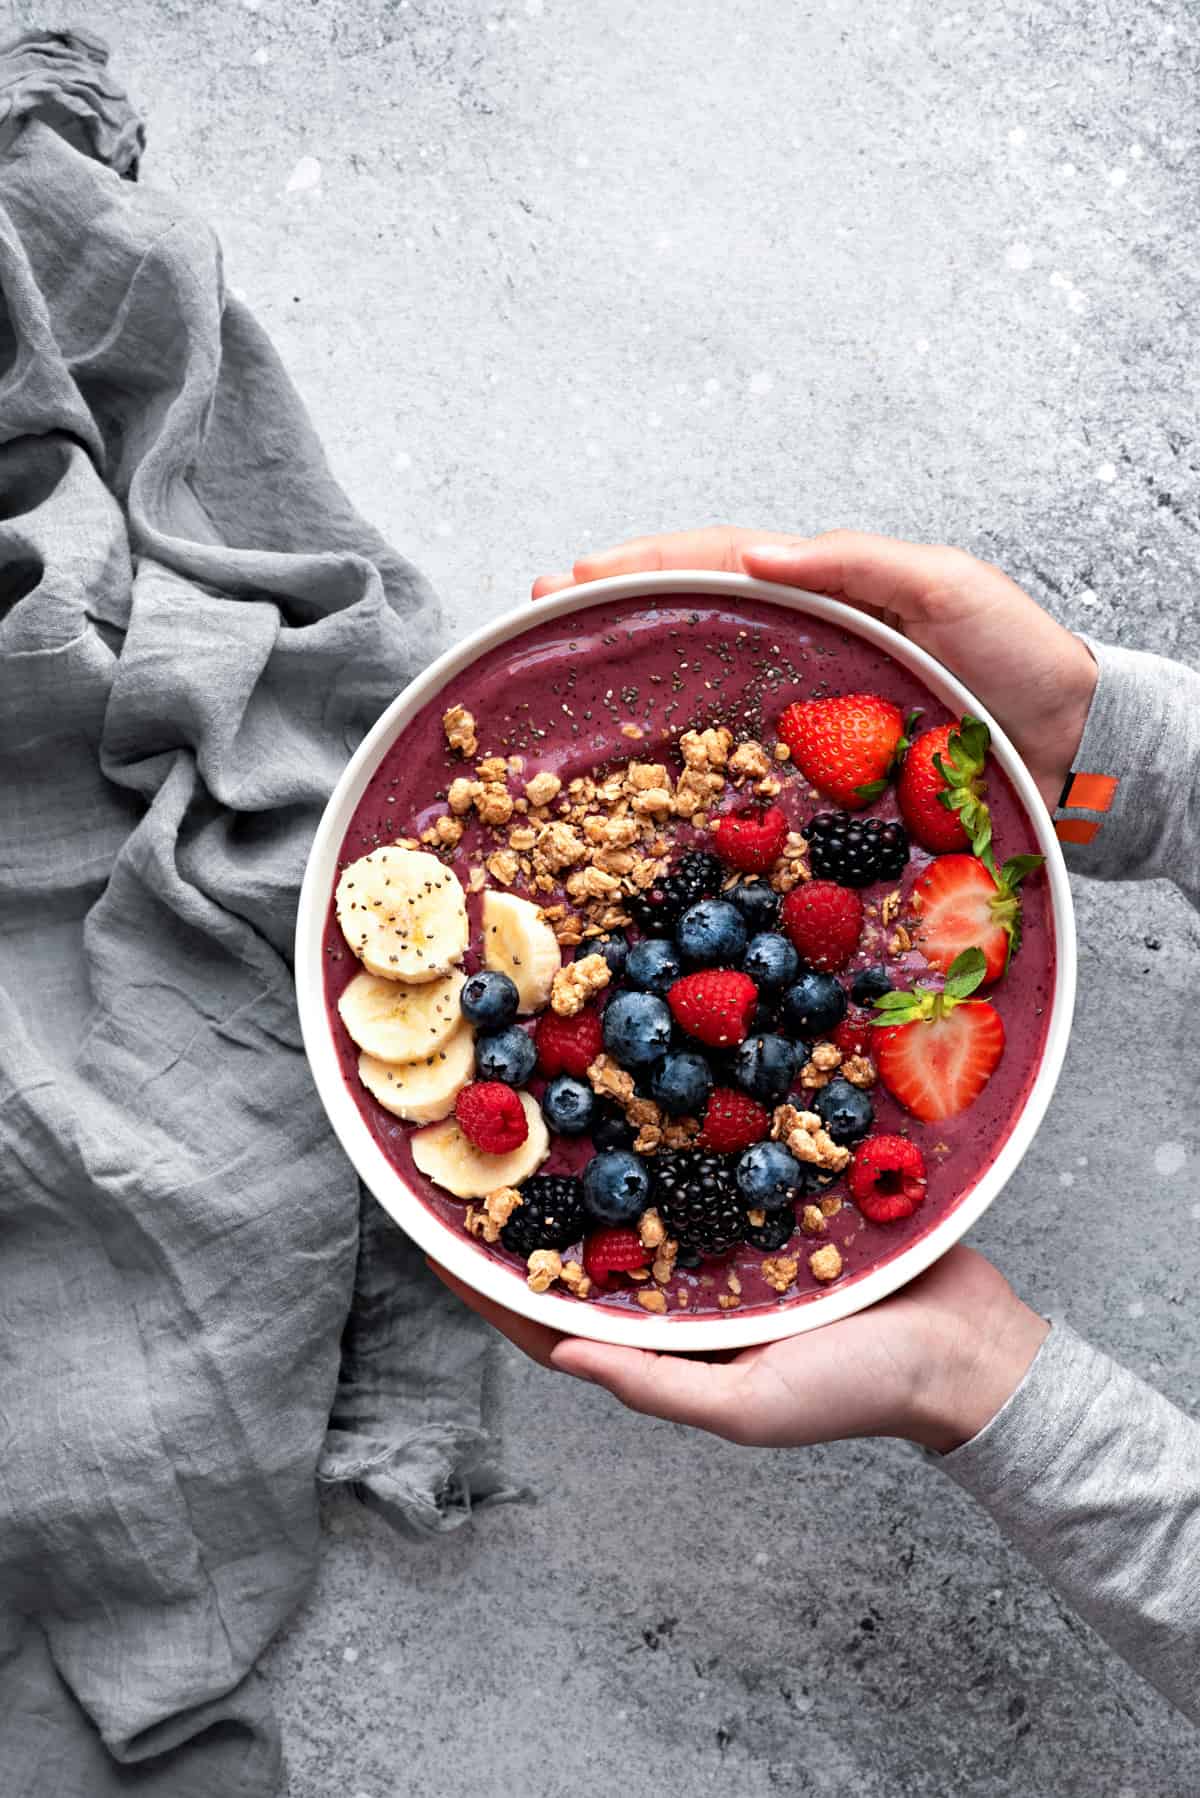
[0,30,511,1797]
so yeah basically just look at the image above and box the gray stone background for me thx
[24,0,1200,1791]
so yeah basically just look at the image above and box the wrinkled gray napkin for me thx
[0,29,514,1797]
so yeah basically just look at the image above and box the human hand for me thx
[430,1244,1048,1455]
[533,527,1097,812]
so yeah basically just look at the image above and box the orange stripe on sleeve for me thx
[1055,817,1102,846]
[1064,772,1120,812]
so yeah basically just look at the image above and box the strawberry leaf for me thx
[855,777,889,802]
[943,946,987,999]
[998,853,1045,891]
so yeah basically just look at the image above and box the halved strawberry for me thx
[776,693,911,810]
[898,716,992,857]
[871,949,1005,1121]
[910,852,1044,983]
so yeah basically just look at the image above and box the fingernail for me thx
[745,543,793,563]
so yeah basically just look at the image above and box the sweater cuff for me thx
[1052,638,1200,888]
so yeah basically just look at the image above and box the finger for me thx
[743,531,973,621]
[427,1260,563,1368]
[568,525,767,583]
[531,572,575,600]
[550,1336,746,1436]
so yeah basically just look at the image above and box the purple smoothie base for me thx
[322,595,1055,1320]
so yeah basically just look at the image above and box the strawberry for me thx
[849,1135,928,1223]
[898,715,992,857]
[535,1006,604,1079]
[583,1226,650,1289]
[776,693,909,809]
[667,969,759,1048]
[697,1086,770,1152]
[911,852,1044,984]
[780,880,863,971]
[712,804,789,873]
[832,1006,873,1060]
[871,949,1005,1122]
[454,1081,530,1153]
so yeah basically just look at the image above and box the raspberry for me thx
[712,805,789,874]
[667,969,759,1048]
[697,1086,770,1152]
[832,1007,873,1059]
[848,1134,927,1223]
[454,1081,529,1154]
[583,1226,650,1289]
[781,880,863,971]
[535,1007,604,1079]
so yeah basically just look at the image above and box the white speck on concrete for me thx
[1007,126,1027,146]
[434,520,453,538]
[1060,161,1077,177]
[1078,588,1097,606]
[392,449,413,472]
[1077,1155,1089,1166]
[1108,166,1128,188]
[584,441,603,460]
[575,152,591,169]
[285,156,322,194]
[252,45,270,64]
[1191,1202,1200,1222]
[915,336,930,354]
[1067,287,1088,312]
[342,1645,360,1664]
[1154,1142,1187,1178]
[1130,143,1145,160]
[753,1550,769,1566]
[647,411,662,428]
[703,377,720,396]
[1095,461,1117,483]
[1005,241,1034,270]
[1049,270,1070,289]
[525,0,544,13]
[749,370,774,396]
[1059,1170,1075,1187]
[1127,1300,1146,1319]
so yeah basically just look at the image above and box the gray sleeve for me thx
[941,640,1200,1722]
[1055,638,1200,909]
[940,1324,1200,1723]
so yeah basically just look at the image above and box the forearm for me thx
[940,1322,1200,1723]
[1055,640,1200,910]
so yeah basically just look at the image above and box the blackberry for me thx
[743,1206,797,1252]
[500,1174,586,1258]
[653,1150,744,1256]
[807,811,909,888]
[629,850,725,935]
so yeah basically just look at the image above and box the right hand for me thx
[533,527,1098,812]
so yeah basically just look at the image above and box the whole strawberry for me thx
[454,1081,530,1153]
[781,880,863,971]
[667,969,759,1048]
[898,715,992,856]
[697,1086,770,1152]
[777,692,906,809]
[849,1135,928,1222]
[535,1006,604,1079]
[712,805,789,874]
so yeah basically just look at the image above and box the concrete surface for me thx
[28,0,1200,1791]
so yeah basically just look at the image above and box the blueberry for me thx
[577,930,629,978]
[676,898,747,967]
[851,963,893,1006]
[582,1150,651,1224]
[651,1050,714,1116]
[781,970,848,1039]
[603,991,673,1068]
[742,932,800,991]
[731,1033,798,1104]
[728,879,782,933]
[814,1076,874,1144]
[625,938,683,994]
[459,969,520,1030]
[592,1103,636,1151]
[542,1075,595,1135]
[736,1141,805,1212]
[474,1024,536,1086]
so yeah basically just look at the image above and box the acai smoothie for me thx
[322,593,1054,1322]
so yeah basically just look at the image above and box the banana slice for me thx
[481,890,562,1013]
[338,968,466,1063]
[410,1091,550,1199]
[357,1020,475,1124]
[336,846,468,983]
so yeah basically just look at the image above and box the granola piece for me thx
[476,784,515,828]
[431,815,464,848]
[524,770,563,808]
[651,1238,679,1285]
[486,848,521,887]
[508,824,539,853]
[889,924,913,956]
[467,1185,523,1245]
[638,1208,667,1251]
[566,865,623,903]
[679,725,733,770]
[637,1288,668,1314]
[467,864,487,892]
[800,1041,844,1090]
[626,761,670,791]
[881,888,902,928]
[717,1293,741,1310]
[773,742,792,762]
[809,1244,844,1284]
[661,1116,701,1150]
[526,1249,563,1293]
[560,1261,592,1299]
[442,703,478,758]
[447,776,481,815]
[800,1204,827,1236]
[841,1054,877,1088]
[536,820,588,872]
[620,722,644,740]
[626,1098,661,1128]
[726,1270,742,1296]
[551,915,584,947]
[756,776,783,798]
[476,756,510,784]
[587,1054,636,1104]
[761,1254,799,1294]
[583,813,640,848]
[728,739,771,780]
[771,1103,851,1173]
[672,766,725,818]
[592,846,637,877]
[633,1123,664,1155]
[820,1193,843,1217]
[550,951,611,1016]
[630,786,673,818]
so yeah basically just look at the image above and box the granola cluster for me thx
[770,1103,852,1175]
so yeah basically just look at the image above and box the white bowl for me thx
[296,572,1076,1352]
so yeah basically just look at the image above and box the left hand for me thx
[429,1245,1048,1455]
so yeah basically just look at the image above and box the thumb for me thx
[742,530,976,623]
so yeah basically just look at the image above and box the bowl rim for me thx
[295,570,1077,1352]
